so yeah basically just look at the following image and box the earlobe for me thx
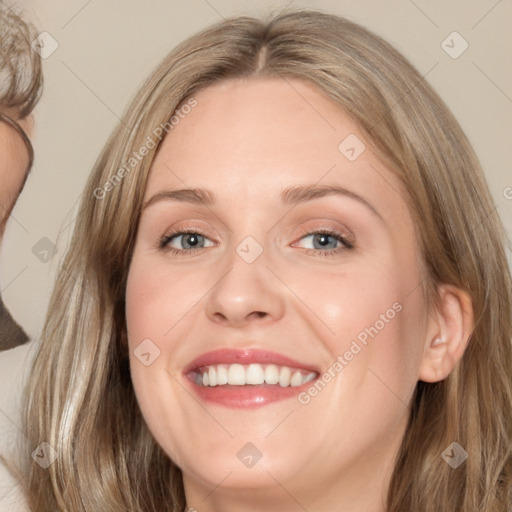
[418,284,474,383]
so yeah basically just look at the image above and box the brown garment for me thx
[0,296,28,351]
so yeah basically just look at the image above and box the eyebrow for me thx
[141,184,383,220]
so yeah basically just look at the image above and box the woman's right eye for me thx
[160,231,215,254]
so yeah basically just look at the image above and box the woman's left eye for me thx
[159,228,354,257]
[292,229,354,257]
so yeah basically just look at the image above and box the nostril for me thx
[253,311,267,318]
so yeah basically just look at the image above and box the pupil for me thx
[184,233,201,249]
[314,234,335,249]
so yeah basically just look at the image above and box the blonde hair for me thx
[16,9,511,511]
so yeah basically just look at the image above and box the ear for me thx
[418,283,474,383]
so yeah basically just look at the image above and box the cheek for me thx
[291,264,405,348]
[125,254,206,339]
[293,262,425,395]
[295,270,423,430]
[125,252,213,403]
[125,260,191,463]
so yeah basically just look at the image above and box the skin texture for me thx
[0,113,32,230]
[126,78,472,512]
[0,112,32,351]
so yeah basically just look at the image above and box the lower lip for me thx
[184,377,317,409]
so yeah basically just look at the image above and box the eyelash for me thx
[159,226,354,258]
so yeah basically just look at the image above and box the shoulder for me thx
[0,340,38,512]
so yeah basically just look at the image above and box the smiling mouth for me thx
[190,363,318,388]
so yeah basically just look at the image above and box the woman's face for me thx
[126,77,434,508]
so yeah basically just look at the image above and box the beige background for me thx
[3,0,512,338]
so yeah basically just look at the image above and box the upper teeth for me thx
[196,363,316,388]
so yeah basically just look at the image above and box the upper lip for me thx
[183,348,320,374]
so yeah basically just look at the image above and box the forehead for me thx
[168,77,349,170]
[146,77,410,222]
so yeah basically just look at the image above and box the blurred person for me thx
[0,3,42,512]
[0,1,42,351]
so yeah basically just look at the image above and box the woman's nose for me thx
[204,249,286,328]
